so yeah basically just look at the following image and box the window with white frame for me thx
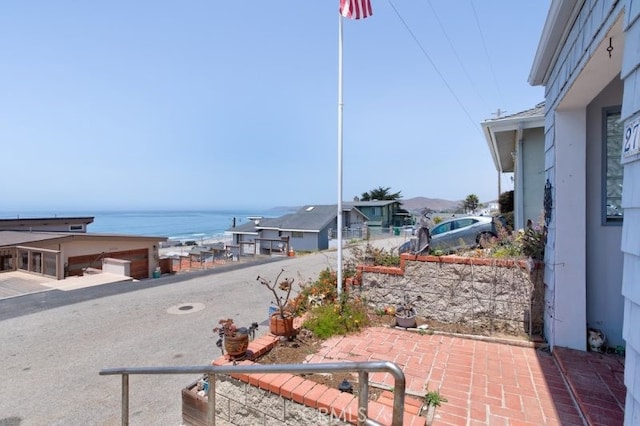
[603,107,623,224]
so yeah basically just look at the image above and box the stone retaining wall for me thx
[182,375,351,426]
[354,254,544,337]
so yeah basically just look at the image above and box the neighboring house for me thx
[0,216,94,232]
[0,230,166,280]
[529,1,639,423]
[346,200,407,228]
[482,202,500,216]
[227,205,368,253]
[481,103,546,230]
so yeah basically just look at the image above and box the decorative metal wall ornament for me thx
[607,37,614,58]
[544,179,553,227]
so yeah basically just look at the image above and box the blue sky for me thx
[1,1,550,211]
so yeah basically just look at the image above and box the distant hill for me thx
[400,197,461,213]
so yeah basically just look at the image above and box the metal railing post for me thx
[392,371,405,426]
[207,373,215,425]
[121,374,129,426]
[358,371,368,426]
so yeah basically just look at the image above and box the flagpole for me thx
[337,12,344,296]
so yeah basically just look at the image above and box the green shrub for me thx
[499,190,514,213]
[492,245,522,258]
[423,388,447,407]
[519,225,546,261]
[472,217,546,260]
[289,268,339,315]
[303,294,369,338]
[350,243,400,267]
[500,212,514,230]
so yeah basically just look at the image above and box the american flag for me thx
[339,0,373,20]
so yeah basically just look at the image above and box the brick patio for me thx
[209,326,627,425]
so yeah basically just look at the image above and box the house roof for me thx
[486,103,545,122]
[529,0,581,86]
[227,205,368,234]
[229,220,261,234]
[261,205,338,233]
[0,231,67,247]
[480,102,545,173]
[529,2,624,110]
[345,200,399,207]
[0,216,94,230]
[0,230,166,248]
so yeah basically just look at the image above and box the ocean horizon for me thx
[0,208,296,243]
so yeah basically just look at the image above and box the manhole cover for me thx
[167,302,205,315]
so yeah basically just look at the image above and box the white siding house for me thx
[481,104,546,230]
[529,1,640,423]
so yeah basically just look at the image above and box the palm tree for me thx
[360,186,402,201]
[462,194,480,213]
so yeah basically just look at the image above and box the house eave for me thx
[481,115,545,173]
[481,122,503,172]
[529,0,582,86]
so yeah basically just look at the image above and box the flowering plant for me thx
[213,318,238,337]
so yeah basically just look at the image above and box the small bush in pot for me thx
[213,318,256,358]
[395,295,421,328]
[257,269,298,337]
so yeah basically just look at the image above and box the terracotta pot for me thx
[224,334,249,357]
[269,312,296,337]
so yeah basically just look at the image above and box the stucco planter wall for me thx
[355,254,544,337]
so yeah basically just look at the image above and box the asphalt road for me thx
[0,237,405,426]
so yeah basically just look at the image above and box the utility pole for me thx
[492,108,507,119]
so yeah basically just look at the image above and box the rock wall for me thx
[355,255,544,337]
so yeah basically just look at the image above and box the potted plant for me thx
[213,318,251,358]
[395,295,420,329]
[257,269,297,337]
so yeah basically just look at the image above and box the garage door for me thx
[67,248,149,279]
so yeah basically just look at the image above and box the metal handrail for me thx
[100,361,406,426]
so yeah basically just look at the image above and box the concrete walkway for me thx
[0,270,133,300]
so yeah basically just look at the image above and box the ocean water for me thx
[0,209,294,243]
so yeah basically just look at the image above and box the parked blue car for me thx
[399,215,506,254]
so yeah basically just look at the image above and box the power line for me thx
[425,0,489,113]
[386,0,482,135]
[469,0,504,107]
